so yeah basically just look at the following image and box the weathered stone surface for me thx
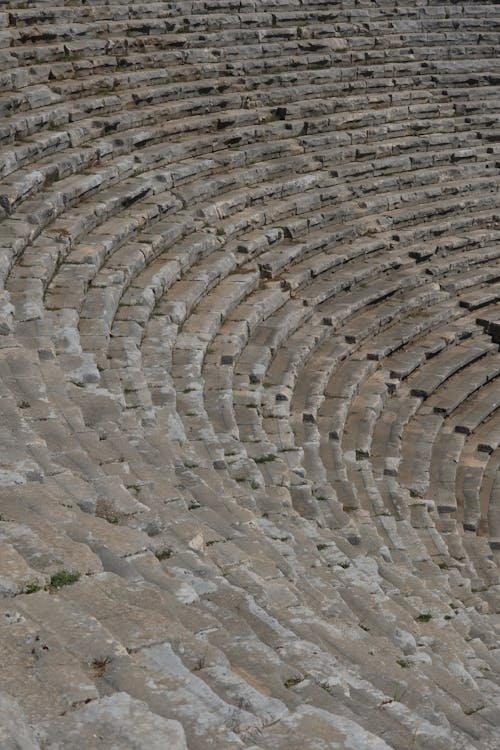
[34,693,187,750]
[0,692,41,750]
[0,1,499,748]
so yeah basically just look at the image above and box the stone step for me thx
[34,692,187,750]
[409,337,496,398]
[428,354,500,416]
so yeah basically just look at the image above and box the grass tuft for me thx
[415,612,432,623]
[24,581,42,594]
[49,570,80,591]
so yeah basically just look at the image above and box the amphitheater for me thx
[1,0,500,747]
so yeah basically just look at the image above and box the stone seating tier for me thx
[0,2,500,749]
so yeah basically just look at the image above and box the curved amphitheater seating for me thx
[0,1,499,748]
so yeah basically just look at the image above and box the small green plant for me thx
[397,658,411,669]
[339,561,351,569]
[24,581,41,594]
[415,612,432,623]
[284,676,303,688]
[183,462,198,469]
[155,548,172,561]
[249,479,260,490]
[316,543,329,551]
[49,570,80,590]
[254,454,276,463]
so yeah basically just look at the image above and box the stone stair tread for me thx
[34,692,187,750]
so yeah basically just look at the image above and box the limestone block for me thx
[0,692,40,750]
[34,693,187,750]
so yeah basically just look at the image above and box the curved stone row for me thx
[0,2,499,749]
